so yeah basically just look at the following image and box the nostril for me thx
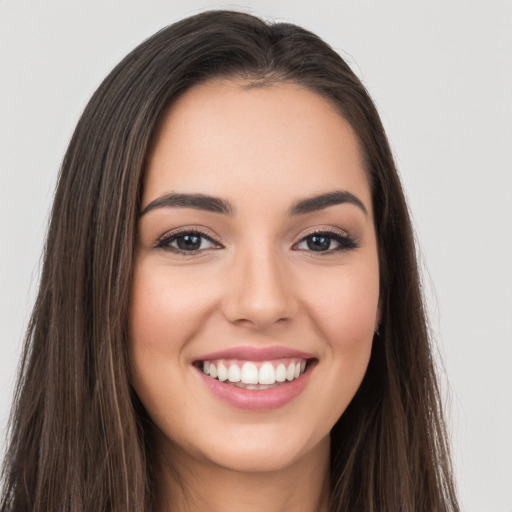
[220,263,298,328]
[223,302,297,329]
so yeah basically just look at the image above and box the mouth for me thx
[194,357,313,389]
[192,349,317,410]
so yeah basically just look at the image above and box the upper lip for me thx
[193,345,316,362]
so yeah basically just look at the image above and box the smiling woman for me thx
[0,10,459,512]
[130,82,380,498]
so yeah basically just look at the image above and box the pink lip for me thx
[193,345,315,362]
[192,346,316,411]
[194,364,314,411]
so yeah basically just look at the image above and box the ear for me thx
[374,301,382,334]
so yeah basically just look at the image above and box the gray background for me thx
[1,1,511,510]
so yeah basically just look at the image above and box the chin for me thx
[190,425,330,474]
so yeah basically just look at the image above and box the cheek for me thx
[299,261,379,425]
[303,261,380,351]
[128,260,212,415]
[128,260,216,429]
[129,260,213,353]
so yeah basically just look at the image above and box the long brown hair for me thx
[1,10,459,511]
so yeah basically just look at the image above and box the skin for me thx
[129,79,380,512]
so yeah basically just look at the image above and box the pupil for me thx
[177,234,201,251]
[307,235,330,251]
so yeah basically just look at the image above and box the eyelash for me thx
[295,228,358,253]
[155,228,220,254]
[155,228,358,255]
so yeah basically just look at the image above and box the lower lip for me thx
[194,364,314,411]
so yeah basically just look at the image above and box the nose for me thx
[221,245,298,330]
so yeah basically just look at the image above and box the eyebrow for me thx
[140,193,234,216]
[288,190,367,216]
[140,190,367,217]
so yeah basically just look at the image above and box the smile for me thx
[199,358,308,389]
[192,347,317,410]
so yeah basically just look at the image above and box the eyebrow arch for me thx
[140,193,234,216]
[139,190,367,217]
[288,190,367,216]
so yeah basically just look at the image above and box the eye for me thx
[156,230,221,254]
[294,230,358,253]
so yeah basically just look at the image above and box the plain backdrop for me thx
[1,1,511,510]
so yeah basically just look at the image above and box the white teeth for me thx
[241,362,259,384]
[217,362,228,381]
[259,362,275,385]
[286,363,295,381]
[237,383,278,390]
[228,364,241,383]
[200,358,309,385]
[275,363,286,382]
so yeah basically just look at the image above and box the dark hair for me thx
[1,10,459,512]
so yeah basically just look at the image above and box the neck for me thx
[154,435,331,512]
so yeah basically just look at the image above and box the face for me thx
[129,80,380,474]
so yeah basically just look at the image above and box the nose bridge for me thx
[222,237,297,328]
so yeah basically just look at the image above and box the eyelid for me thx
[153,225,357,254]
[297,226,351,240]
[292,226,358,253]
[155,226,224,251]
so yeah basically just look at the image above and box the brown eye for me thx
[175,234,203,251]
[306,235,332,251]
[295,231,358,253]
[157,230,220,254]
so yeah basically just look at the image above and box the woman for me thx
[1,10,459,512]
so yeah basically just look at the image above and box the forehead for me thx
[143,79,371,215]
